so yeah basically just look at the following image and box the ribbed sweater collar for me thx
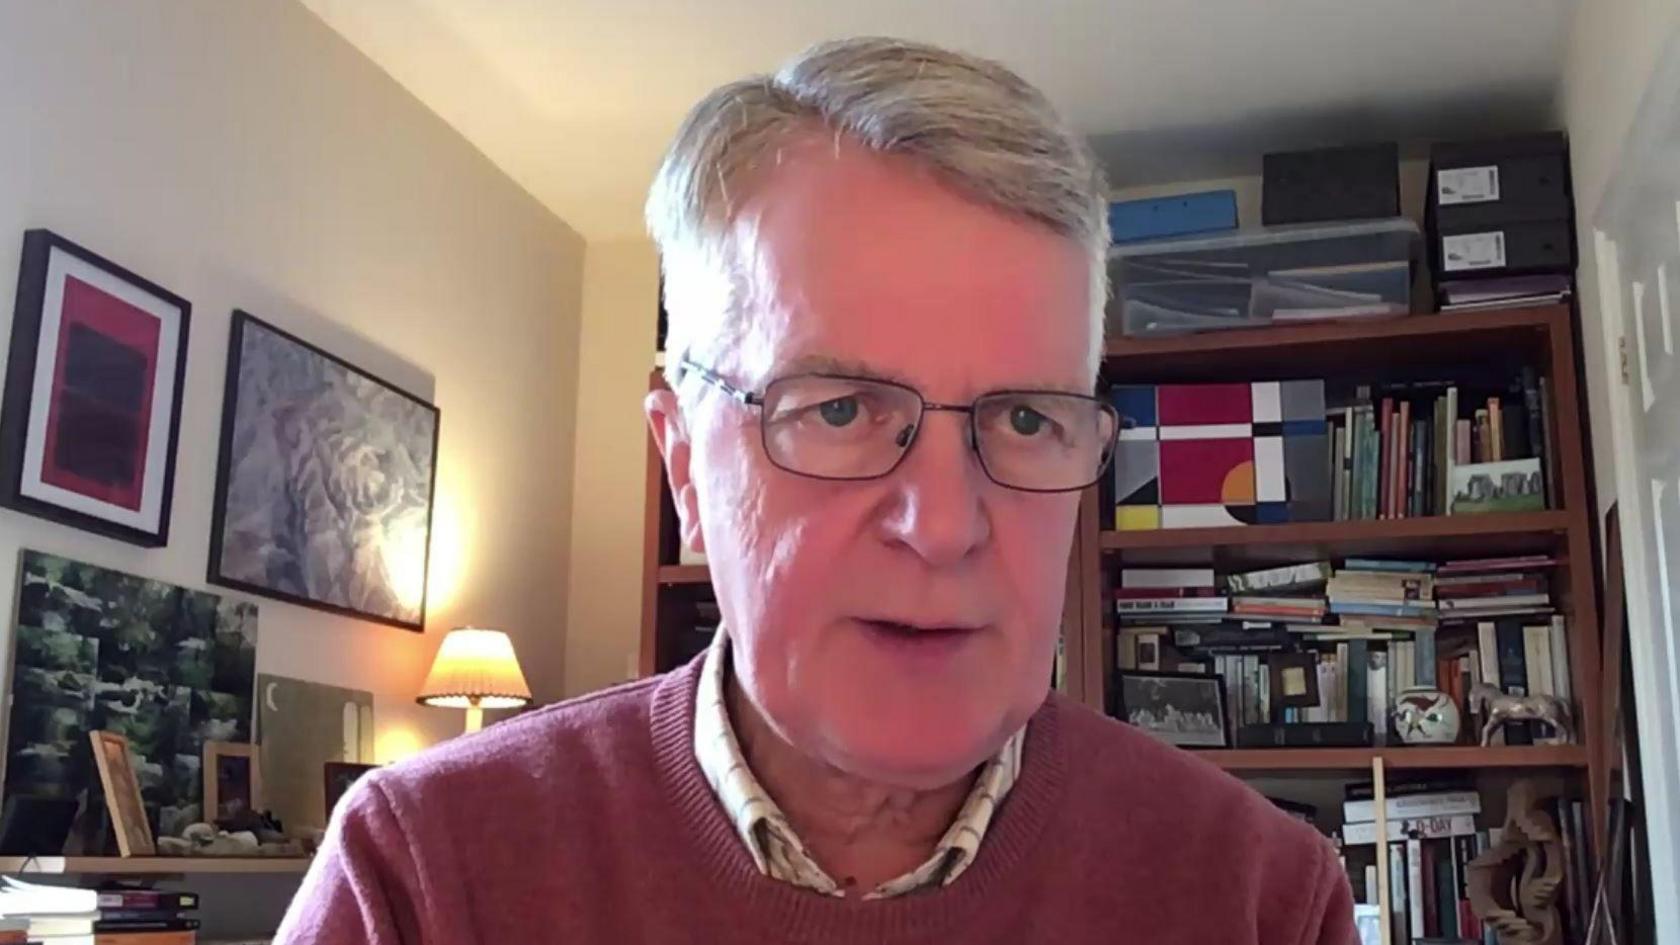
[647,658,1069,943]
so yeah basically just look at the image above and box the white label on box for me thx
[1438,165,1501,205]
[1442,231,1507,271]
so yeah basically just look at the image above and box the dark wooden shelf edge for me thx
[1191,744,1588,772]
[1103,305,1564,361]
[1099,510,1571,553]
[656,564,711,585]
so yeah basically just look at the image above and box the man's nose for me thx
[875,411,991,566]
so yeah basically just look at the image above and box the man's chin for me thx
[820,719,1005,790]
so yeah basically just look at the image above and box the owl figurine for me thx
[1392,688,1462,745]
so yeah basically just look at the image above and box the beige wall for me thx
[564,239,660,695]
[0,0,584,771]
[1558,0,1680,518]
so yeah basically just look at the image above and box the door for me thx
[1591,25,1680,945]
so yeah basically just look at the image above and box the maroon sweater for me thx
[276,659,1355,944]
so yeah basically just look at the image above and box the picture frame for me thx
[88,731,155,857]
[1115,670,1230,748]
[1267,652,1321,712]
[0,229,191,546]
[208,310,441,631]
[323,762,379,821]
[203,741,262,825]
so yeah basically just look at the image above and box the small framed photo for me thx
[88,731,155,857]
[1268,652,1321,711]
[204,741,263,825]
[1115,670,1230,748]
[0,229,191,546]
[323,762,379,821]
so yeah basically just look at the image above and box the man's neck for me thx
[725,677,977,896]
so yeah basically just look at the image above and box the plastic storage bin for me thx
[1108,218,1420,337]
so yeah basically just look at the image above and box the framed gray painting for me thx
[208,311,440,631]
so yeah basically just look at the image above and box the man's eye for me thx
[1010,405,1048,436]
[817,397,860,427]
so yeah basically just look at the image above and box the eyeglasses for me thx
[679,358,1118,493]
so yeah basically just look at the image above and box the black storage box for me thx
[1427,132,1576,284]
[1262,143,1400,225]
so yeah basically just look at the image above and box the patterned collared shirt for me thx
[692,626,1024,899]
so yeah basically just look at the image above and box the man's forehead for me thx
[722,144,1097,398]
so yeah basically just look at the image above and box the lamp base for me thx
[464,704,484,734]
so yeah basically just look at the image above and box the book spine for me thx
[1341,406,1355,521]
[1120,568,1215,589]
[1343,791,1483,824]
[1331,422,1346,522]
[1379,398,1393,519]
[1400,400,1414,517]
[1435,394,1448,516]
[1538,374,1557,507]
[1368,649,1389,745]
[1365,406,1381,520]
[1342,813,1477,846]
[1550,614,1572,706]
[1407,835,1426,939]
[1416,629,1438,689]
[1390,840,1409,945]
[1435,839,1457,937]
[1495,619,1533,745]
[1557,799,1582,943]
[1347,640,1368,726]
[1474,409,1490,463]
[1505,400,1529,459]
[1488,397,1503,462]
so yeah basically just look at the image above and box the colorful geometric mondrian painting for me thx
[1158,383,1256,527]
[1111,385,1160,530]
[1115,380,1329,529]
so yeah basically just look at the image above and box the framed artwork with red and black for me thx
[0,229,191,546]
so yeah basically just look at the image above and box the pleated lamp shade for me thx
[417,627,532,712]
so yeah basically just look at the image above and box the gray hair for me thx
[645,36,1110,386]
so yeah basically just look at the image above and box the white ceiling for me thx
[303,0,1578,241]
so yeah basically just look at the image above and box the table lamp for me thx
[417,627,532,734]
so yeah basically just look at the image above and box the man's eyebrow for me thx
[771,354,1091,396]
[773,354,913,385]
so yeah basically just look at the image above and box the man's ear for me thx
[645,387,705,557]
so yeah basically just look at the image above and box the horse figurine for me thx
[1468,683,1575,746]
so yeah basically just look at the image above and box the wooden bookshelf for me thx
[655,564,710,585]
[0,856,311,875]
[640,304,1605,837]
[1192,744,1589,773]
[1099,510,1570,566]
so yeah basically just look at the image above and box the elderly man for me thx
[278,37,1354,944]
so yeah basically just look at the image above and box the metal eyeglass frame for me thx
[677,357,1119,494]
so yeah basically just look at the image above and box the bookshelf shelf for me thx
[1192,744,1589,772]
[656,564,710,585]
[0,856,312,875]
[1103,305,1562,382]
[1099,510,1571,566]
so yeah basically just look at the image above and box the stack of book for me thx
[0,918,25,945]
[1112,567,1227,625]
[1435,554,1557,621]
[1325,369,1556,522]
[0,880,199,944]
[1337,779,1595,945]
[1325,560,1438,637]
[1340,777,1486,945]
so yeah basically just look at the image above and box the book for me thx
[1494,619,1533,745]
[1342,558,1438,574]
[1437,554,1557,573]
[1343,814,1478,846]
[1115,597,1228,614]
[1368,649,1390,744]
[1390,840,1409,945]
[1343,791,1483,824]
[1112,586,1220,599]
[1449,458,1545,515]
[1120,567,1215,589]
[1224,561,1332,594]
[1549,615,1572,705]
[1407,835,1425,940]
[1437,594,1552,612]
[27,917,200,936]
[1538,374,1557,506]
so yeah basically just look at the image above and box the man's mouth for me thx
[855,619,982,656]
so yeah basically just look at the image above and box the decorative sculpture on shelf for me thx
[1392,687,1463,744]
[1467,780,1565,945]
[1468,683,1574,746]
